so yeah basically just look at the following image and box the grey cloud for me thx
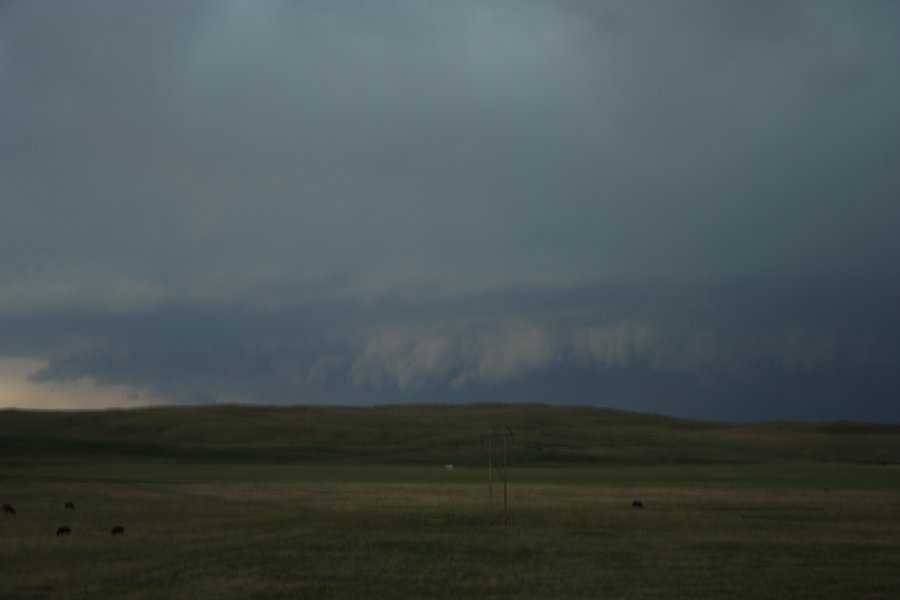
[14,280,898,416]
[348,319,565,391]
[2,2,899,419]
[343,312,890,394]
[3,0,896,308]
[0,270,173,315]
[571,322,657,370]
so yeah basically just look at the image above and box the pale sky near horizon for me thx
[2,1,899,421]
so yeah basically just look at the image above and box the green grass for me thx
[3,462,899,491]
[2,404,899,598]
[3,403,900,467]
[2,472,899,599]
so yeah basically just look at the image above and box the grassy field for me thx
[2,404,899,599]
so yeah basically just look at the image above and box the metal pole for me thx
[503,435,508,525]
[488,428,493,526]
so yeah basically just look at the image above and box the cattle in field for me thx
[56,526,71,536]
[632,500,644,508]
[2,504,14,515]
[111,525,125,535]
[65,502,75,511]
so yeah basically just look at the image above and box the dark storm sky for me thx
[1,1,899,420]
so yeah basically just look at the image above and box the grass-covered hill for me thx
[2,403,899,467]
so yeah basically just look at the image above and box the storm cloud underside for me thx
[1,1,899,420]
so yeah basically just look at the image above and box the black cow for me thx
[632,500,644,509]
[1,504,14,515]
[64,502,75,511]
[111,525,125,535]
[56,526,71,536]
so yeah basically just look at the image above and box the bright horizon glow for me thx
[0,357,150,410]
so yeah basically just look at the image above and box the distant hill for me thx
[2,404,899,466]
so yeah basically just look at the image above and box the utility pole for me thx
[480,424,515,526]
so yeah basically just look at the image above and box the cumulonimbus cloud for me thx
[1,2,899,419]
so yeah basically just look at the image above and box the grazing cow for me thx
[56,526,71,536]
[111,525,125,535]
[2,504,15,515]
[632,500,644,509]
[64,502,75,511]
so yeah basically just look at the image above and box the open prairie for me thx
[2,405,899,599]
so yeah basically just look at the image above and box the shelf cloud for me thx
[2,1,899,420]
